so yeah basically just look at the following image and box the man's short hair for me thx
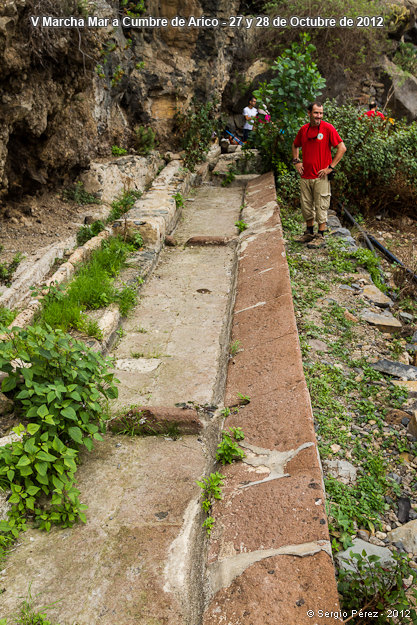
[369,101,377,109]
[307,102,323,112]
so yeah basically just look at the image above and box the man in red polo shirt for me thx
[292,102,346,247]
[364,101,385,120]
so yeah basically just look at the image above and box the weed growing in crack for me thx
[235,220,248,233]
[216,429,245,465]
[221,166,236,187]
[197,472,225,502]
[0,583,62,625]
[173,192,184,209]
[229,340,241,356]
[237,392,250,405]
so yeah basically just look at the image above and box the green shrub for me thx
[134,126,155,155]
[174,98,221,171]
[394,41,417,76]
[62,181,100,206]
[111,145,127,156]
[0,253,24,287]
[76,220,106,247]
[119,0,145,17]
[338,550,417,623]
[0,307,17,328]
[0,325,117,540]
[107,190,142,223]
[324,99,417,214]
[253,34,326,169]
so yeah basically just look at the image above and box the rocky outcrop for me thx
[383,56,417,121]
[0,0,246,199]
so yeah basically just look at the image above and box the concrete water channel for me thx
[0,160,340,624]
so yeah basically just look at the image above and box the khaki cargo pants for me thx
[300,176,331,225]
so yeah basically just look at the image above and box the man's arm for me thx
[292,141,304,176]
[317,141,346,178]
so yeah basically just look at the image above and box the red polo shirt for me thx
[294,121,342,179]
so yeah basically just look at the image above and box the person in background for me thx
[292,102,346,248]
[243,97,258,142]
[364,101,385,120]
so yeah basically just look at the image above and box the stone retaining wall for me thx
[202,172,341,625]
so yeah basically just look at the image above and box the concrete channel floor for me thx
[0,184,244,624]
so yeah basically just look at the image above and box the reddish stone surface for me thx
[203,173,340,624]
[185,235,232,246]
[204,552,340,625]
[109,405,203,434]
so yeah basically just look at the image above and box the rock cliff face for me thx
[1,0,417,201]
[0,0,245,199]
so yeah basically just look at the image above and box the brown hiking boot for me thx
[296,231,316,243]
[307,236,326,249]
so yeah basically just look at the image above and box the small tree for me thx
[253,33,326,169]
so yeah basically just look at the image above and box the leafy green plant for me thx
[229,340,241,356]
[0,253,24,287]
[197,472,225,503]
[202,516,215,536]
[0,325,118,548]
[0,306,17,328]
[173,192,184,209]
[235,220,248,233]
[174,98,222,171]
[62,181,100,206]
[134,126,155,155]
[76,220,106,247]
[216,430,245,465]
[253,33,326,170]
[221,167,236,187]
[107,190,142,223]
[338,550,417,623]
[226,427,244,441]
[111,145,127,156]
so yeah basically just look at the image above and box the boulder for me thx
[383,57,417,121]
[324,459,357,484]
[360,311,402,333]
[388,520,417,554]
[0,391,13,415]
[370,359,417,380]
[336,538,395,571]
[362,284,393,308]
